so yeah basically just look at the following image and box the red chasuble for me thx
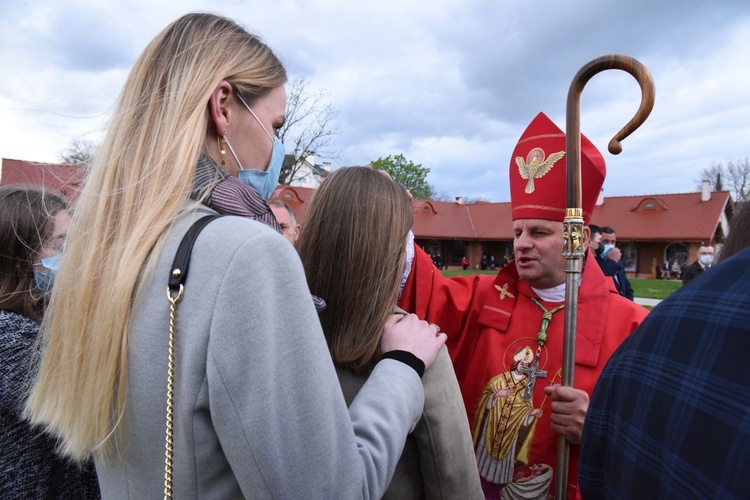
[398,245,648,499]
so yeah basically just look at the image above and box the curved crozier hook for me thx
[557,55,654,500]
[567,54,656,155]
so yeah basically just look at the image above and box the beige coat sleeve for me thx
[415,346,484,499]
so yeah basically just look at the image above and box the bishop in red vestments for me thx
[398,112,648,499]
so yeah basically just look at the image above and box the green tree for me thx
[371,154,434,199]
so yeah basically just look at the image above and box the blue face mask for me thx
[601,244,615,259]
[226,91,286,200]
[34,254,61,295]
[235,138,285,200]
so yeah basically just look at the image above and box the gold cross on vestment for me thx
[494,283,515,300]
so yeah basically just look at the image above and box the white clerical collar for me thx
[531,275,583,303]
[531,283,566,302]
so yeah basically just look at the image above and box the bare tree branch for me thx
[278,77,341,185]
[58,139,96,166]
[696,156,750,203]
[727,157,750,203]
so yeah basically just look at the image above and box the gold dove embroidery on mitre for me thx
[515,148,565,194]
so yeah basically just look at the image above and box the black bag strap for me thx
[168,214,224,296]
[163,213,222,499]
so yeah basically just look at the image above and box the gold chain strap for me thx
[164,284,183,500]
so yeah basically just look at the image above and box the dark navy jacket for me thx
[580,247,750,499]
[595,255,634,300]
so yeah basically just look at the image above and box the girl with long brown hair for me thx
[297,167,482,498]
[0,186,99,498]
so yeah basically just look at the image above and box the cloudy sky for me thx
[1,0,748,202]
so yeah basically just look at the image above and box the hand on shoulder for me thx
[380,314,446,370]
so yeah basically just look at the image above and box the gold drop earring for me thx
[218,135,227,167]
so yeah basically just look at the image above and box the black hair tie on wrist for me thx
[381,350,425,378]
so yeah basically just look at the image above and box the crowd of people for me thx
[2,11,748,500]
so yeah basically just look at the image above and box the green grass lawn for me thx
[630,278,681,300]
[442,270,681,300]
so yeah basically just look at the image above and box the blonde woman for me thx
[25,13,446,498]
[297,167,483,499]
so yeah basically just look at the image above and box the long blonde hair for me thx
[296,167,413,373]
[24,13,286,460]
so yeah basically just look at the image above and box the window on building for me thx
[425,240,445,270]
[452,241,466,265]
[426,240,441,258]
[619,243,637,272]
[665,242,688,267]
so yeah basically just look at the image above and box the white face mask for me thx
[698,254,713,267]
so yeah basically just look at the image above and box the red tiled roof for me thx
[412,201,476,240]
[271,185,731,243]
[0,158,87,201]
[3,158,731,243]
[411,200,513,240]
[270,185,316,223]
[589,191,731,241]
[466,203,513,240]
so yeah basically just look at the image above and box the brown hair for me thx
[296,167,413,372]
[0,185,69,320]
[718,202,750,263]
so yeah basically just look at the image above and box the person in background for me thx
[659,260,670,280]
[671,259,682,279]
[268,199,300,244]
[23,13,445,499]
[590,225,634,300]
[681,243,715,285]
[579,200,750,499]
[433,253,444,270]
[297,167,483,499]
[0,186,100,499]
[461,255,469,270]
[499,254,510,267]
[397,112,648,498]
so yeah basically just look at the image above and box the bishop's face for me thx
[512,218,567,289]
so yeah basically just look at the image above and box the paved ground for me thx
[634,297,662,307]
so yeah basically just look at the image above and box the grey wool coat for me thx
[94,207,425,499]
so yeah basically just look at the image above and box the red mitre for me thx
[509,112,605,225]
